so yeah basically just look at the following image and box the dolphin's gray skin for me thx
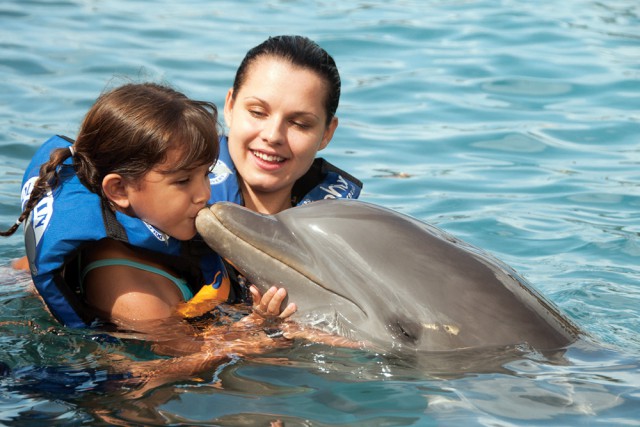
[195,200,581,353]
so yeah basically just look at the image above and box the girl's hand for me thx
[250,285,297,320]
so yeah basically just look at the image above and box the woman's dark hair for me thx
[232,35,341,125]
[1,82,219,236]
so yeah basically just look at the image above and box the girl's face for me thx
[123,149,211,240]
[224,56,338,213]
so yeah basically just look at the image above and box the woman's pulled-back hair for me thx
[1,82,218,237]
[232,35,341,125]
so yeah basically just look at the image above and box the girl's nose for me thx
[194,174,211,204]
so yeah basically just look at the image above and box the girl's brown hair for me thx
[2,82,219,236]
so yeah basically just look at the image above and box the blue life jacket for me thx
[21,135,228,328]
[209,136,362,206]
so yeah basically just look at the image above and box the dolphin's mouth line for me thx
[235,238,369,319]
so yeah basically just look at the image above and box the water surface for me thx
[0,0,639,425]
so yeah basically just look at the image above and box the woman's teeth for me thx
[253,151,284,163]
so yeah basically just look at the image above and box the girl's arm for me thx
[82,239,187,326]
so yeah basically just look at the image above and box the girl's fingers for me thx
[266,288,287,314]
[278,302,297,319]
[250,285,295,318]
[249,285,260,301]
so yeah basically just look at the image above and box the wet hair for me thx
[1,82,219,237]
[232,35,341,125]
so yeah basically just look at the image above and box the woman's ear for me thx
[319,116,338,151]
[223,88,235,129]
[102,173,130,210]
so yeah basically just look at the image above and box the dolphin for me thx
[195,200,581,353]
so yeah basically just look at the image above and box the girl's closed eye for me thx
[174,175,191,186]
[174,166,211,186]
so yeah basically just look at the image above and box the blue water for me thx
[1,0,639,425]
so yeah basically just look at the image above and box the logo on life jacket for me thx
[143,221,169,242]
[21,177,53,248]
[319,175,352,199]
[299,175,358,206]
[209,160,233,186]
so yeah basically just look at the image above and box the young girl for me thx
[2,82,294,334]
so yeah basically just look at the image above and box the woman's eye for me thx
[292,121,311,129]
[249,109,266,118]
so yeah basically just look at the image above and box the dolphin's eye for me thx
[388,317,421,344]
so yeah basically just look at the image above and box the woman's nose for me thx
[260,117,285,145]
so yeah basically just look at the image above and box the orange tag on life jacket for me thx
[176,272,231,318]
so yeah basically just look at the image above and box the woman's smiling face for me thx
[224,56,337,213]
